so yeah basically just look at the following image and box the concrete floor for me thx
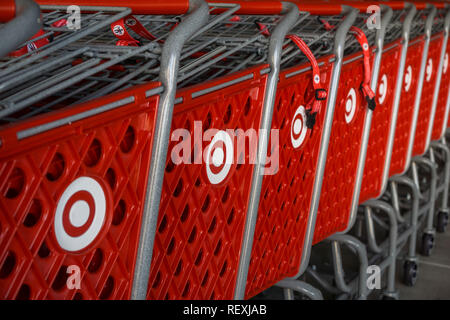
[397,229,450,300]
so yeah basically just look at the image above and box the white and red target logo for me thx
[378,74,387,104]
[426,58,433,82]
[291,106,308,149]
[345,88,357,124]
[205,131,234,185]
[404,65,412,92]
[54,176,111,252]
[113,25,125,36]
[443,53,448,74]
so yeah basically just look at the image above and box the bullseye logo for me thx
[113,25,125,36]
[291,106,308,149]
[378,74,387,104]
[345,88,357,124]
[444,53,448,74]
[54,176,111,252]
[205,131,234,185]
[426,58,433,82]
[404,65,412,92]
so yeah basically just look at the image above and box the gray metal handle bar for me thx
[0,0,42,58]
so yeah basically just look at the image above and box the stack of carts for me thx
[0,0,449,300]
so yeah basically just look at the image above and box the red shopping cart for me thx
[431,13,450,141]
[0,0,214,300]
[146,1,305,300]
[358,3,414,203]
[312,4,394,244]
[389,8,428,177]
[411,6,447,157]
[244,2,389,298]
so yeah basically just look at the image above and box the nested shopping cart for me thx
[311,3,393,244]
[358,2,416,204]
[142,0,312,300]
[242,3,359,299]
[430,11,450,142]
[411,4,448,158]
[0,0,246,300]
[389,3,432,178]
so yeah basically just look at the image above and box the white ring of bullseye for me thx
[404,65,412,92]
[206,131,234,185]
[345,88,357,124]
[444,53,448,74]
[113,25,125,36]
[378,74,387,104]
[426,58,433,82]
[54,176,107,252]
[291,106,308,149]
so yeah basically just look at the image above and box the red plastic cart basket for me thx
[431,13,450,141]
[312,4,393,244]
[411,7,447,157]
[145,1,304,300]
[359,3,418,201]
[244,3,386,298]
[0,0,216,300]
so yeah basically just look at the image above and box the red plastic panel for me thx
[147,66,267,300]
[412,33,444,156]
[313,51,371,244]
[244,57,333,299]
[0,82,159,300]
[389,38,425,177]
[0,0,15,23]
[431,39,450,140]
[359,41,402,203]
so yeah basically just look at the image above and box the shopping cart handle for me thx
[0,0,42,58]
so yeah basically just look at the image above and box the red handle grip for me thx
[0,0,16,23]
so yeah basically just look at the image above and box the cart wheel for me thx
[421,233,434,256]
[436,210,449,233]
[402,260,418,287]
[381,294,398,300]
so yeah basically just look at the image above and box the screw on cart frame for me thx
[0,0,42,58]
[131,0,210,300]
[233,1,300,300]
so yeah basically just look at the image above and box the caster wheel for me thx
[436,210,449,233]
[402,260,418,286]
[421,233,434,256]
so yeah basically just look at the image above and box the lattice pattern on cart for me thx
[0,82,159,300]
[412,10,445,157]
[359,41,402,203]
[245,56,333,299]
[389,38,424,177]
[311,8,381,243]
[147,65,268,300]
[313,51,369,244]
[0,4,293,124]
[431,19,450,140]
